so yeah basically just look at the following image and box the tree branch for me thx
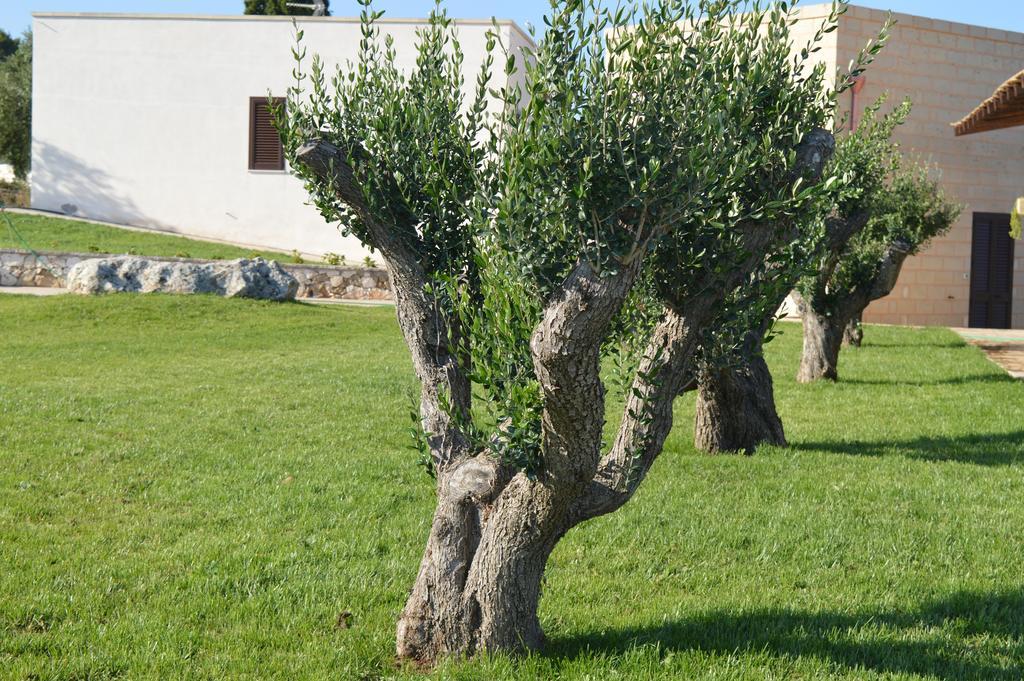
[824,210,871,252]
[569,304,710,524]
[836,237,913,322]
[793,128,836,185]
[295,139,420,265]
[868,238,913,302]
[295,140,369,213]
[739,127,836,262]
[808,209,872,300]
[530,258,645,491]
[295,138,473,471]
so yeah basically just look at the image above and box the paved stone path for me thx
[952,327,1024,379]
[0,286,66,296]
[0,286,395,307]
[300,297,393,307]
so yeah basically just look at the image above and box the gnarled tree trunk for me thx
[395,256,645,663]
[696,207,873,449]
[694,313,786,454]
[396,461,558,659]
[694,351,786,454]
[796,239,910,382]
[796,306,847,382]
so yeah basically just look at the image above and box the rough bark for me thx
[790,209,871,383]
[795,295,847,382]
[843,314,863,347]
[691,167,854,454]
[395,455,524,660]
[570,301,718,524]
[694,343,786,454]
[298,141,489,661]
[395,257,647,663]
[457,477,566,653]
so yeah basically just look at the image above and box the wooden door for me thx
[969,212,1015,329]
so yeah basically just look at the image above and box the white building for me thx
[30,13,532,261]
[31,9,1024,328]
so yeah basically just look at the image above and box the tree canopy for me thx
[0,30,18,61]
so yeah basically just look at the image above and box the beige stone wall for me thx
[789,4,841,85]
[824,5,1024,328]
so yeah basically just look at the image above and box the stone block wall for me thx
[0,250,74,287]
[287,262,392,301]
[0,248,393,301]
[833,7,1024,328]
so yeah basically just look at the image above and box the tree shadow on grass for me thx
[857,341,966,349]
[549,589,1024,680]
[840,373,1015,387]
[791,431,1024,466]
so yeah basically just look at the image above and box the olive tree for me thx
[693,94,905,453]
[692,219,824,453]
[278,0,855,662]
[794,104,962,382]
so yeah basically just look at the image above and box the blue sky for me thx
[2,0,1022,36]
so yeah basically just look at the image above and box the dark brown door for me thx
[969,212,1015,329]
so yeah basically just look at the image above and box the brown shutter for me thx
[969,212,1015,329]
[249,97,285,171]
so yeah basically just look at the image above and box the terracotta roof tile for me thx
[953,68,1024,136]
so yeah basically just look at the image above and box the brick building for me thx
[792,4,1024,329]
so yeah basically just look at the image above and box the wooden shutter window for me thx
[249,97,285,171]
[969,212,1015,329]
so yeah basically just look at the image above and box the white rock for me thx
[66,257,298,301]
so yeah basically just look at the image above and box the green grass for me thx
[0,212,293,262]
[1,294,1022,680]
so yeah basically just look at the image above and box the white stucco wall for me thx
[31,13,530,260]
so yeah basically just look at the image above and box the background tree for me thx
[693,95,904,454]
[794,125,962,382]
[279,0,864,663]
[244,0,330,16]
[692,223,827,454]
[0,31,31,179]
[0,30,18,61]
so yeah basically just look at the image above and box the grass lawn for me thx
[1,294,1022,680]
[0,212,295,262]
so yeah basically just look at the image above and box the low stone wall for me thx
[288,262,392,301]
[0,248,393,301]
[0,250,71,287]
